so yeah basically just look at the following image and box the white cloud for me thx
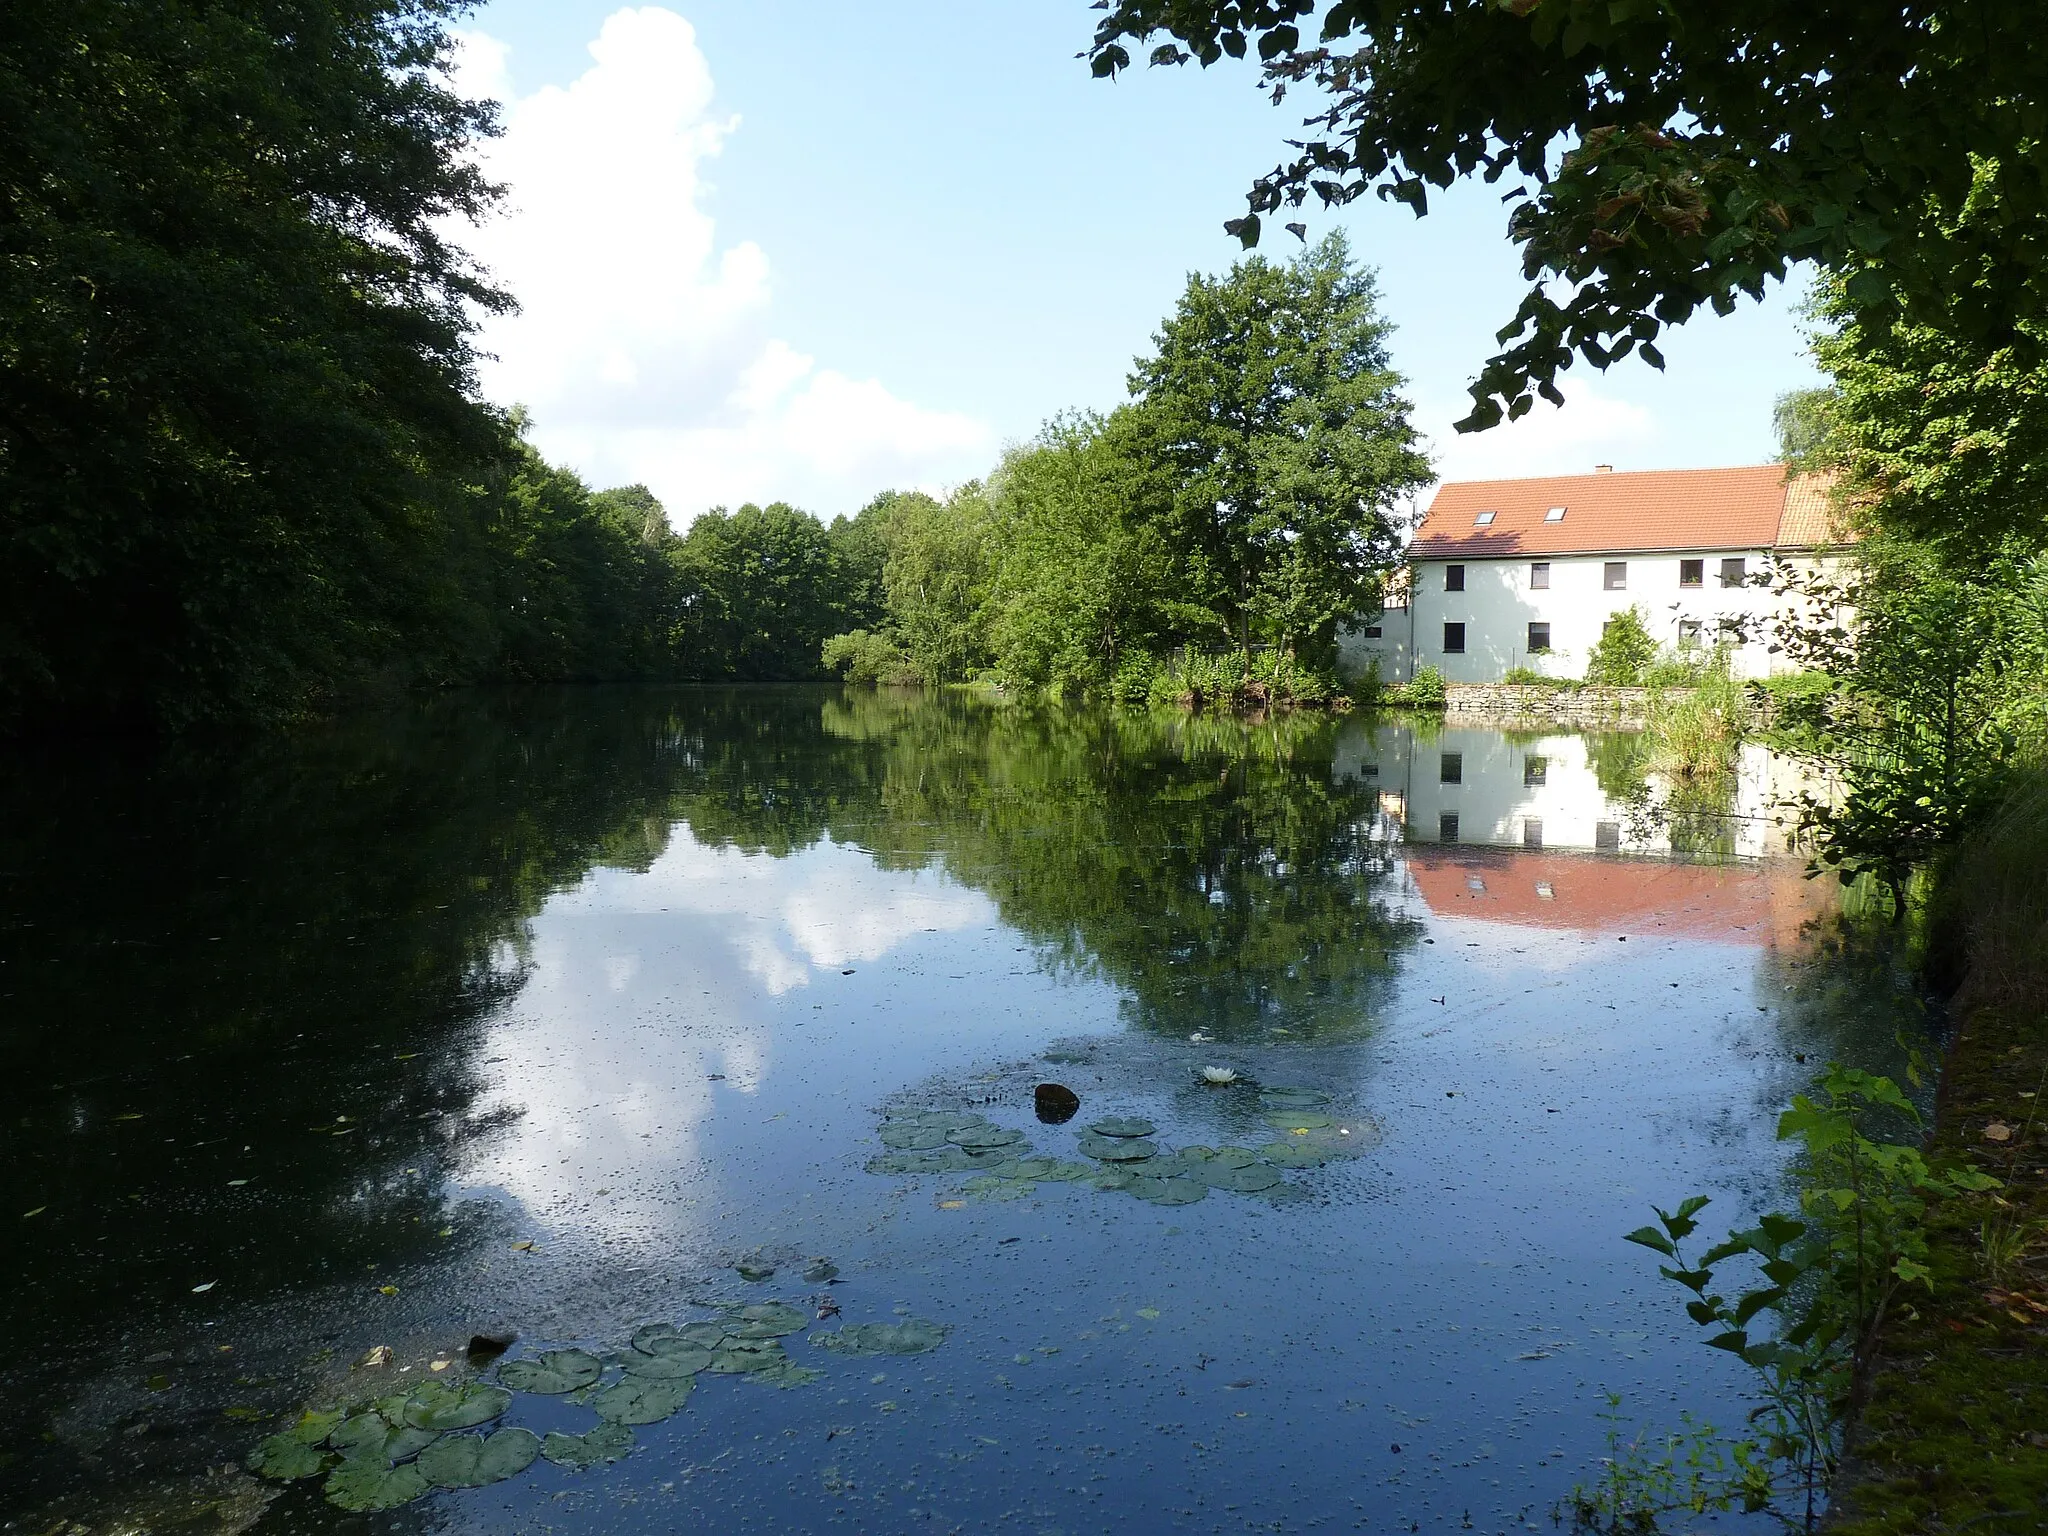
[1419,375,1657,487]
[450,9,993,523]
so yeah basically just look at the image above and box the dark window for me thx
[1530,561,1550,590]
[1720,557,1747,588]
[1604,561,1628,590]
[1360,625,1382,639]
[1439,752,1463,784]
[1523,818,1544,849]
[1523,755,1548,787]
[1527,621,1551,653]
[1439,812,1460,843]
[1442,622,1466,653]
[1360,763,1379,778]
[1680,558,1704,588]
[1595,820,1621,851]
[1445,564,1466,592]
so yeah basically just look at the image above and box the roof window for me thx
[1474,510,1497,526]
[1544,506,1567,523]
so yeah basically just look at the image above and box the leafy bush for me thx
[1107,649,1161,707]
[1500,665,1576,689]
[1391,664,1448,709]
[821,630,916,686]
[1647,651,1749,784]
[1585,607,1660,685]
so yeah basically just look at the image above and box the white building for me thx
[1343,464,1848,684]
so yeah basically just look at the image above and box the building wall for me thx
[1402,549,1838,683]
[1335,603,1413,685]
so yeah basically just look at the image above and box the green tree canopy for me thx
[1087,2,2048,431]
[675,502,851,680]
[1128,232,1429,658]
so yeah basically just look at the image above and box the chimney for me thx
[1594,463,1614,473]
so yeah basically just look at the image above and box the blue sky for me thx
[459,1,1823,523]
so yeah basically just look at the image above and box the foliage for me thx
[1128,232,1430,656]
[1646,651,1748,786]
[820,630,916,687]
[1584,608,1659,686]
[1,0,512,730]
[880,488,998,686]
[1769,545,2048,908]
[1383,663,1446,710]
[674,502,868,681]
[1563,1398,1771,1534]
[1500,665,1569,689]
[1085,3,2048,432]
[1938,771,2048,1019]
[1624,1064,2000,1527]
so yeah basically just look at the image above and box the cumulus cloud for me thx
[449,9,993,523]
[1419,376,1658,487]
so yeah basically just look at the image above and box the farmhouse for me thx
[1345,464,1848,684]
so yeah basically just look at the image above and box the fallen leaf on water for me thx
[192,1281,217,1293]
[378,1285,399,1296]
[227,1179,249,1187]
[1137,1308,1161,1320]
[437,1227,454,1238]
[938,1200,965,1210]
[1984,1122,2016,1142]
[510,1240,535,1252]
[429,1360,450,1372]
[21,1207,45,1219]
[361,1345,393,1367]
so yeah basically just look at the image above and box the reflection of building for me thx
[1343,465,1851,684]
[1333,721,1813,859]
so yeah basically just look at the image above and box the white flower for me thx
[1201,1066,1238,1085]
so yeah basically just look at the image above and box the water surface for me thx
[0,688,1925,1534]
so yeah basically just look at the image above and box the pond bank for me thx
[1443,683,1654,728]
[1825,1001,2048,1531]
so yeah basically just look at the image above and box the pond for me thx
[0,688,1929,1534]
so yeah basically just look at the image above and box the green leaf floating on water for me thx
[289,1408,346,1445]
[248,1433,329,1480]
[417,1426,540,1488]
[705,1336,788,1373]
[541,1423,635,1470]
[1199,1162,1284,1192]
[735,1261,776,1282]
[1259,1087,1332,1110]
[1077,1132,1157,1162]
[401,1380,512,1431]
[324,1458,430,1512]
[329,1411,439,1464]
[728,1301,808,1338]
[1088,1117,1156,1138]
[878,1124,950,1150]
[1127,1174,1208,1205]
[748,1357,824,1388]
[1009,1156,1093,1182]
[634,1320,728,1354]
[961,1173,1035,1201]
[497,1349,601,1394]
[590,1375,693,1424]
[946,1124,1025,1149]
[811,1319,950,1356]
[801,1258,839,1283]
[624,1344,711,1378]
[1264,1110,1334,1132]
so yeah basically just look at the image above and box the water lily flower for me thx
[1201,1066,1238,1085]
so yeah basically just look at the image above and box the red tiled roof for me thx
[1774,471,1852,548]
[1411,465,1807,559]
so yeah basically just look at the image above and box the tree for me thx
[1086,2,2048,431]
[1128,232,1429,657]
[674,503,848,680]
[1,1,508,729]
[881,488,998,684]
[1584,606,1658,685]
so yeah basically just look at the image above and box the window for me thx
[1604,561,1628,590]
[1474,509,1497,526]
[1360,625,1382,639]
[1680,558,1704,588]
[1439,812,1460,843]
[1530,561,1550,590]
[1678,618,1703,646]
[1523,755,1548,787]
[1544,505,1567,523]
[1526,622,1551,653]
[1595,820,1621,851]
[1442,622,1466,653]
[1359,763,1379,779]
[1445,564,1466,592]
[1720,556,1747,589]
[1439,752,1463,785]
[1523,817,1544,849]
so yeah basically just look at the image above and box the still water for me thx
[0,689,1924,1534]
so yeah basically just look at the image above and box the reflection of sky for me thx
[466,828,1005,1249]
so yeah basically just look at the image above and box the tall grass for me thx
[1646,654,1750,785]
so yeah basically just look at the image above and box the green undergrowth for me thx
[1824,1006,2048,1532]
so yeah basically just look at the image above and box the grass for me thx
[1645,660,1749,786]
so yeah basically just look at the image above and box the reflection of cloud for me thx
[469,826,995,1234]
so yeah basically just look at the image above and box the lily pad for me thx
[729,1301,808,1338]
[946,1124,1025,1149]
[1089,1167,1138,1192]
[1255,1138,1337,1167]
[249,1434,329,1481]
[801,1258,839,1283]
[400,1380,512,1431]
[1259,1087,1332,1110]
[867,1148,975,1176]
[877,1123,949,1150]
[748,1357,824,1388]
[735,1261,776,1282]
[591,1375,693,1424]
[289,1408,346,1445]
[324,1458,429,1512]
[961,1173,1036,1201]
[635,1320,729,1354]
[1077,1132,1157,1162]
[811,1319,950,1356]
[1264,1110,1334,1132]
[622,1345,711,1379]
[541,1423,635,1470]
[417,1427,540,1489]
[1127,1175,1208,1206]
[1200,1161,1284,1193]
[498,1348,601,1394]
[329,1411,440,1463]
[705,1337,787,1373]
[1088,1117,1157,1138]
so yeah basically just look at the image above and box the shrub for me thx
[821,630,916,685]
[1107,649,1161,707]
[1392,664,1447,709]
[1585,607,1659,685]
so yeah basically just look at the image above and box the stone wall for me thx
[1442,683,1653,728]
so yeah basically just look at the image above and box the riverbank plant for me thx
[1380,663,1447,710]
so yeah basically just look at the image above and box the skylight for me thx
[1544,505,1567,522]
[1473,510,1497,526]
